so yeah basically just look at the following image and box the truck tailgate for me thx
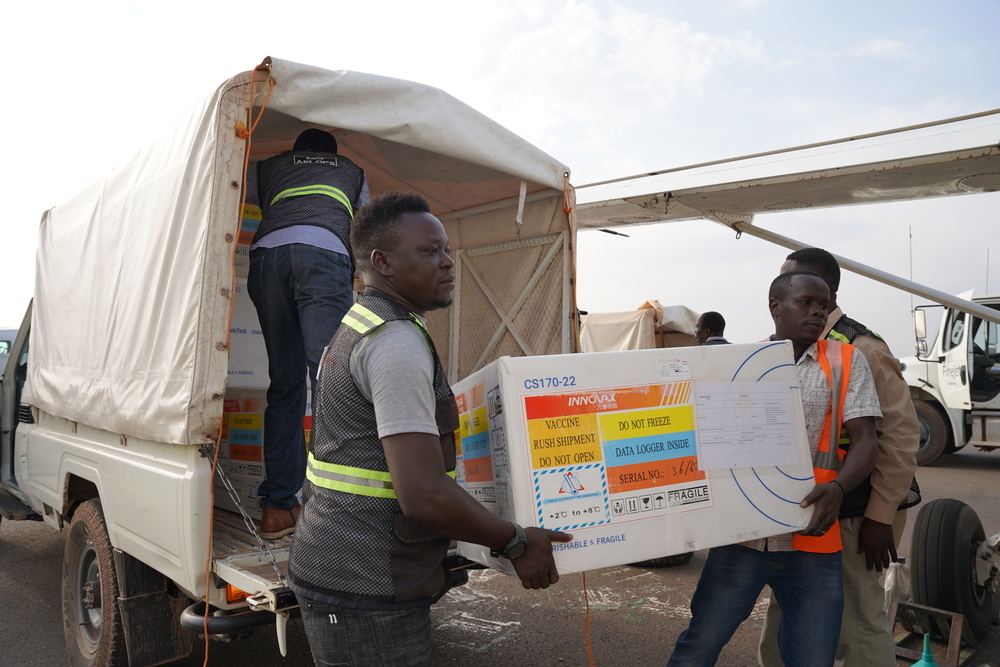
[212,508,290,595]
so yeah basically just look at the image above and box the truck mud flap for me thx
[113,549,193,667]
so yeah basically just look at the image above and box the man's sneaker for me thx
[260,503,301,540]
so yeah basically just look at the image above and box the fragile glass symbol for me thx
[560,472,584,495]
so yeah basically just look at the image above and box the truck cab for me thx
[901,293,1000,465]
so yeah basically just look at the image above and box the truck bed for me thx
[212,508,291,596]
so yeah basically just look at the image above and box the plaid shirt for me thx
[742,341,881,552]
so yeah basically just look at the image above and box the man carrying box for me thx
[287,192,571,667]
[665,271,881,667]
[758,248,920,667]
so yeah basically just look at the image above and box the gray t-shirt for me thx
[348,318,439,438]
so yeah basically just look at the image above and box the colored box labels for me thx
[526,413,601,469]
[230,444,263,462]
[607,456,704,494]
[229,429,260,446]
[602,431,697,467]
[229,413,261,430]
[458,381,494,484]
[461,406,488,438]
[464,455,494,483]
[463,431,490,459]
[239,205,261,245]
[524,382,693,420]
[598,405,694,440]
[228,412,262,460]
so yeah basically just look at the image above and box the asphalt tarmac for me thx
[2,446,997,667]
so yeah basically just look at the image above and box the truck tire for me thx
[911,498,998,642]
[62,499,127,667]
[913,400,948,466]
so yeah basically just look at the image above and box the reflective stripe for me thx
[306,453,457,498]
[407,313,436,352]
[826,341,843,457]
[342,303,385,335]
[307,453,396,499]
[827,329,850,344]
[351,304,383,328]
[814,341,850,473]
[270,184,355,218]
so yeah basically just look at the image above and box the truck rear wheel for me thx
[911,498,998,641]
[913,400,948,466]
[62,499,127,667]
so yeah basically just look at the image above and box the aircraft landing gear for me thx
[911,498,1000,642]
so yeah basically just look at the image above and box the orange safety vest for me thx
[792,339,854,554]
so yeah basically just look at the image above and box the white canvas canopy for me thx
[26,57,576,446]
[580,300,699,352]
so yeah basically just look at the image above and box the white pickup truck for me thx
[0,57,577,667]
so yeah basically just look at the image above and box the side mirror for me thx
[917,339,928,356]
[914,309,927,340]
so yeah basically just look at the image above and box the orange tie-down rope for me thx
[202,63,275,667]
[562,172,573,216]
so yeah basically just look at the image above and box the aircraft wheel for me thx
[62,499,127,667]
[913,400,949,466]
[911,498,998,642]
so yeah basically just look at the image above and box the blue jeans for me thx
[247,244,353,510]
[666,544,844,667]
[297,596,434,667]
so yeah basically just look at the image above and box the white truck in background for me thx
[901,293,1000,466]
[0,57,577,667]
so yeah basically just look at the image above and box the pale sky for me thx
[3,0,999,360]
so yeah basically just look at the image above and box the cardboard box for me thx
[453,342,816,575]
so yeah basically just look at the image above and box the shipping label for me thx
[456,382,498,496]
[523,381,712,531]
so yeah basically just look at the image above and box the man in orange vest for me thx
[665,271,881,667]
[758,248,920,667]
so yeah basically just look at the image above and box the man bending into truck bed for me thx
[287,192,572,667]
[248,128,368,538]
[664,271,880,667]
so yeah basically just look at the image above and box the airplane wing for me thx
[576,109,1000,230]
[575,108,1000,325]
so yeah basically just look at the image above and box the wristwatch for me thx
[491,523,528,560]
